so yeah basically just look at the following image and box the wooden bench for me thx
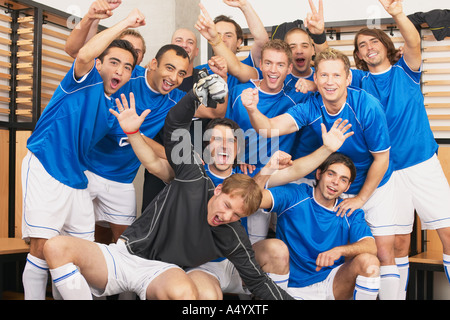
[408,251,444,300]
[0,238,29,299]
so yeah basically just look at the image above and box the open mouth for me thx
[162,79,174,91]
[367,51,378,59]
[110,77,121,90]
[326,185,338,194]
[267,74,279,84]
[216,151,230,164]
[295,57,306,67]
[211,215,223,226]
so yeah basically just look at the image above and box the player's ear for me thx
[214,184,223,196]
[315,169,322,181]
[95,58,102,71]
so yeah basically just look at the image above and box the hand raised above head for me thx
[305,0,325,35]
[194,3,218,42]
[223,0,247,9]
[125,8,146,29]
[379,0,404,17]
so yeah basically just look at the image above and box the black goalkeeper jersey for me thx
[120,90,292,300]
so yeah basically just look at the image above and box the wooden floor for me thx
[2,291,24,300]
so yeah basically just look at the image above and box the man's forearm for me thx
[127,133,174,182]
[65,16,100,58]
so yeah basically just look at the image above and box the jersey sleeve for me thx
[350,68,368,88]
[59,59,101,93]
[347,208,374,243]
[214,223,294,300]
[396,56,422,84]
[285,96,320,132]
[268,183,302,215]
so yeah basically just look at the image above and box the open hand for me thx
[110,92,150,135]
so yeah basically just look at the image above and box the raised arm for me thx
[195,3,259,82]
[65,0,122,58]
[242,88,298,137]
[164,73,228,169]
[75,8,145,78]
[267,119,354,187]
[304,0,329,54]
[194,56,229,118]
[253,150,293,209]
[223,0,269,66]
[379,0,422,70]
[110,93,174,183]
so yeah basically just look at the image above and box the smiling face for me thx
[207,185,247,227]
[148,49,189,94]
[355,34,391,72]
[171,28,199,63]
[205,125,238,175]
[314,59,351,112]
[259,48,292,93]
[96,47,135,96]
[314,162,352,208]
[285,29,314,77]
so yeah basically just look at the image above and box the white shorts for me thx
[86,170,136,227]
[343,176,397,236]
[186,259,248,295]
[392,154,450,234]
[21,151,95,241]
[93,240,181,300]
[287,265,341,300]
[246,209,271,244]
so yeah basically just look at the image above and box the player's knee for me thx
[43,236,72,268]
[165,280,199,300]
[354,253,380,277]
[198,286,223,300]
[261,239,289,273]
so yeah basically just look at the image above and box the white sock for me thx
[395,256,410,300]
[353,275,380,300]
[50,263,92,300]
[443,254,450,284]
[379,265,400,300]
[267,272,290,291]
[22,254,49,300]
[51,281,63,300]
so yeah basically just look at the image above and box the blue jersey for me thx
[26,61,116,189]
[283,69,317,165]
[350,57,438,170]
[287,87,392,194]
[226,81,302,171]
[283,68,315,103]
[270,183,373,288]
[84,66,186,183]
[195,53,262,90]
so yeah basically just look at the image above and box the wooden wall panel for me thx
[0,128,8,237]
[14,130,30,239]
